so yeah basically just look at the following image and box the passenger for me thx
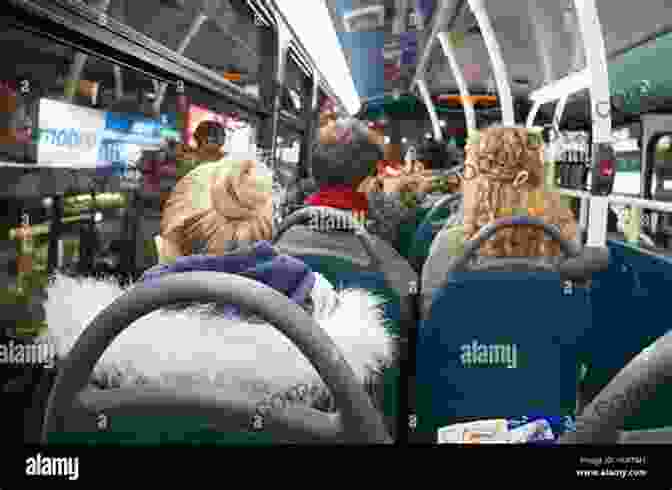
[432,126,578,258]
[305,117,426,246]
[174,120,228,180]
[158,156,274,261]
[376,142,405,177]
[36,143,394,428]
[412,141,462,198]
[414,140,462,173]
[393,141,461,264]
[39,244,394,420]
[319,108,338,129]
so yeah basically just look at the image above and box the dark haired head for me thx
[194,120,227,147]
[416,141,459,170]
[311,118,384,187]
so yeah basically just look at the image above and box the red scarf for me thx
[376,160,404,177]
[304,184,369,213]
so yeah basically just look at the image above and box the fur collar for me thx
[39,274,394,403]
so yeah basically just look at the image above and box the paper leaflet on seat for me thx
[437,418,555,444]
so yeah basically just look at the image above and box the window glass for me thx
[272,126,301,223]
[282,54,307,118]
[611,124,641,197]
[0,26,261,335]
[106,0,266,98]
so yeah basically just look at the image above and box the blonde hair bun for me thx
[160,156,274,257]
[210,158,273,219]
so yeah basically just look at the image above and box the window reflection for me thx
[106,0,264,95]
[282,55,307,117]
[0,22,262,328]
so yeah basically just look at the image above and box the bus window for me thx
[283,54,308,119]
[652,135,672,192]
[275,128,301,186]
[611,124,641,196]
[646,134,672,247]
[107,0,265,98]
[273,127,301,220]
[0,25,185,338]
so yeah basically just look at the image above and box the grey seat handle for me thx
[447,216,582,273]
[42,272,391,444]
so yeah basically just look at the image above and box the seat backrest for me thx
[406,195,463,272]
[274,225,416,300]
[274,215,418,439]
[416,215,611,441]
[582,239,672,431]
[420,224,458,319]
[415,267,592,440]
[421,207,587,319]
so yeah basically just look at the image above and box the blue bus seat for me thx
[582,239,672,431]
[273,212,419,438]
[399,194,463,272]
[415,265,592,440]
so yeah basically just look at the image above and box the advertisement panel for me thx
[36,98,106,167]
[99,111,170,177]
[37,98,177,174]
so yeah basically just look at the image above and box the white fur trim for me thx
[39,273,394,399]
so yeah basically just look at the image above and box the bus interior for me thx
[3,0,672,447]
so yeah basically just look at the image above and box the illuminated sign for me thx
[437,95,498,104]
[37,98,106,167]
[99,111,174,176]
[37,98,176,171]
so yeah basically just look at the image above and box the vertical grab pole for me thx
[564,6,586,73]
[553,94,569,133]
[526,100,541,128]
[574,0,612,248]
[528,0,556,87]
[416,79,443,142]
[526,0,567,128]
[467,0,515,125]
[270,23,292,168]
[437,31,476,131]
[298,68,320,181]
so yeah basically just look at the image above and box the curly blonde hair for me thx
[462,126,577,257]
[160,158,273,259]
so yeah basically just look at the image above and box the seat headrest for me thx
[438,246,608,287]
